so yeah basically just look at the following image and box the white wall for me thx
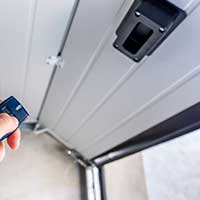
[143,129,200,200]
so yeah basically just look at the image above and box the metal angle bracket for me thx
[46,56,64,68]
[67,149,92,168]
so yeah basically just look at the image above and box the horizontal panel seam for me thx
[82,63,200,153]
[67,58,147,140]
[53,0,130,130]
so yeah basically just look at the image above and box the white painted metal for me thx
[84,66,200,158]
[22,0,76,121]
[40,0,200,159]
[169,0,200,11]
[0,0,33,104]
[74,4,200,154]
[0,0,75,122]
[40,0,129,128]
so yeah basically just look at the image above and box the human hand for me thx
[0,113,21,161]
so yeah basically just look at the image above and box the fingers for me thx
[0,113,19,137]
[0,129,20,162]
[0,101,21,161]
[0,142,5,161]
[7,129,21,150]
[0,128,21,162]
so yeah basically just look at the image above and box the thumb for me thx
[0,113,19,137]
[0,142,5,161]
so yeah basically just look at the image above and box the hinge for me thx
[46,56,64,68]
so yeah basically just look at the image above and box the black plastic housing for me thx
[114,0,186,62]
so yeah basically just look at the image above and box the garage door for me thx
[40,0,200,159]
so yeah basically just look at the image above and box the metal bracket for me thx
[67,149,92,168]
[46,56,64,68]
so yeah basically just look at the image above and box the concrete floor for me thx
[0,132,82,200]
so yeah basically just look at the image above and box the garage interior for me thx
[1,128,200,200]
[0,0,200,199]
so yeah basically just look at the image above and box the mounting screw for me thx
[134,57,139,61]
[67,150,72,155]
[159,27,166,33]
[135,11,141,17]
[114,43,119,48]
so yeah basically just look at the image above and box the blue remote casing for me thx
[0,96,29,141]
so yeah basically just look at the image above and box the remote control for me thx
[0,96,29,141]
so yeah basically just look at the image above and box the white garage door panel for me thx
[169,0,199,10]
[40,0,127,129]
[39,1,200,159]
[67,2,200,151]
[0,0,32,100]
[54,31,134,139]
[84,69,200,158]
[0,0,75,121]
[23,0,75,119]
